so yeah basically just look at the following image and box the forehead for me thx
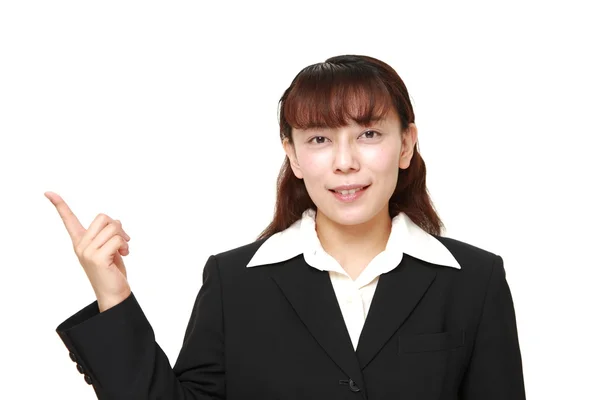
[294,109,400,134]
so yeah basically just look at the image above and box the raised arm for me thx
[47,191,225,399]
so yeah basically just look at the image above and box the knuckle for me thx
[97,213,111,223]
[110,223,121,235]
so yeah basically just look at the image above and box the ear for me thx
[399,123,418,170]
[282,137,304,179]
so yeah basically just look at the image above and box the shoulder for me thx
[209,237,270,276]
[433,234,498,264]
[432,234,503,282]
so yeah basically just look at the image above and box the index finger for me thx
[44,191,86,243]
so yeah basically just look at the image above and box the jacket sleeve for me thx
[458,254,526,399]
[56,255,225,400]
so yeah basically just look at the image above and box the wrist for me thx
[97,288,131,313]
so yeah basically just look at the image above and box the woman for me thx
[47,55,526,399]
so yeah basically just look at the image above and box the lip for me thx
[329,185,370,203]
[330,184,370,191]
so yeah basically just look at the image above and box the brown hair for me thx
[257,54,444,240]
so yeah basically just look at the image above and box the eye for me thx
[361,130,381,139]
[308,136,329,144]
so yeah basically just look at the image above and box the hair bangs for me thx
[282,63,395,131]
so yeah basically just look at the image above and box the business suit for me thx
[57,233,526,399]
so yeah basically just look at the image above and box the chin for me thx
[322,206,376,226]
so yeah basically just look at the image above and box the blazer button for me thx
[69,352,77,362]
[348,379,360,392]
[76,364,84,374]
[84,375,93,385]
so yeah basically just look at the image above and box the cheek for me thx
[302,168,324,191]
[296,156,333,201]
[365,148,400,172]
[297,152,327,177]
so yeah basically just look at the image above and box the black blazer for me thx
[56,235,526,399]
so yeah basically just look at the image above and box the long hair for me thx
[257,55,444,240]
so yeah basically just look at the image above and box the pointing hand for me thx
[45,191,132,312]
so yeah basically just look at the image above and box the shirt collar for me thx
[247,208,461,270]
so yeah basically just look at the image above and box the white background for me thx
[1,1,598,398]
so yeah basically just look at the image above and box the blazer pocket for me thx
[398,329,465,354]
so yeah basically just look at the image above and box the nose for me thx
[333,140,359,173]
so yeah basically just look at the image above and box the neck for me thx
[315,207,392,277]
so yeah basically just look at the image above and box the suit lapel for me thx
[267,254,438,391]
[355,255,438,370]
[268,256,366,396]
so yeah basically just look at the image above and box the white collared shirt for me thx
[247,208,461,350]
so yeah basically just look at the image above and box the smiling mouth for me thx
[329,185,370,195]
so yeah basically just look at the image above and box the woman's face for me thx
[284,109,418,227]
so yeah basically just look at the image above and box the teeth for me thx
[336,187,364,195]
